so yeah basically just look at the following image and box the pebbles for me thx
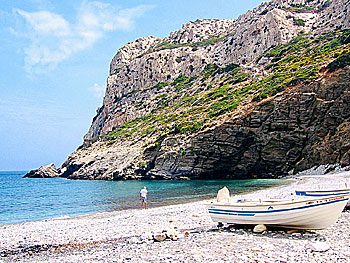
[1,170,350,262]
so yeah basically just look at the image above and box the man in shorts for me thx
[140,186,148,209]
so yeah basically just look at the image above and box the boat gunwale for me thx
[208,197,348,213]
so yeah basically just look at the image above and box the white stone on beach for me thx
[217,186,230,203]
[253,224,267,233]
[308,241,331,252]
[153,233,167,242]
[146,232,154,241]
[127,237,139,244]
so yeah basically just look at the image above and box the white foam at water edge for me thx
[45,215,71,221]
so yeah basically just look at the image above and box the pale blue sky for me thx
[0,0,265,171]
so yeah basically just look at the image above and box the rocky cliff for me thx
[58,0,350,180]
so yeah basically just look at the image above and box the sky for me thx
[0,0,265,171]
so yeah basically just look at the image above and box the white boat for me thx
[295,189,350,208]
[206,194,349,229]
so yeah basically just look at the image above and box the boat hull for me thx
[207,195,349,229]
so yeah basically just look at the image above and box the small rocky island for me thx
[24,163,59,178]
[26,0,350,180]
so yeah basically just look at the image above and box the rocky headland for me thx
[26,0,350,180]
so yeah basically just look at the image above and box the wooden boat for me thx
[206,194,349,229]
[295,189,350,208]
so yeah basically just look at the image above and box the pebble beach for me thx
[1,167,350,262]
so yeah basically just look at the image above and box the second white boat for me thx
[295,189,350,208]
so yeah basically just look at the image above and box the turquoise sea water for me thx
[0,171,286,225]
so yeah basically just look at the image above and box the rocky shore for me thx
[2,168,350,262]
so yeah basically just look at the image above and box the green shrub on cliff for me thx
[153,82,169,90]
[293,19,305,26]
[252,30,350,101]
[282,4,314,13]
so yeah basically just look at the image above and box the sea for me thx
[0,171,286,225]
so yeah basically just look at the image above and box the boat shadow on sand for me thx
[207,224,327,242]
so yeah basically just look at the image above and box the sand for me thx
[1,167,350,262]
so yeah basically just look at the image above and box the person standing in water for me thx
[140,186,148,209]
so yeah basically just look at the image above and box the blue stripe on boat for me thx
[208,198,348,216]
[208,213,256,216]
[296,191,349,197]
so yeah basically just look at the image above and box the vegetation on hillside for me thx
[101,29,350,144]
[281,4,315,13]
[253,29,350,100]
[154,36,225,51]
[135,35,228,59]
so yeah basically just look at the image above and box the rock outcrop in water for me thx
[44,0,350,180]
[24,164,59,178]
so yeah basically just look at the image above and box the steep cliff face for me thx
[62,0,350,180]
[84,0,324,141]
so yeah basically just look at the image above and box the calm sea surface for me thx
[0,171,286,225]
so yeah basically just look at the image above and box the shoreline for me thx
[1,176,287,227]
[1,168,350,262]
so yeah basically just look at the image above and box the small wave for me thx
[46,215,71,221]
